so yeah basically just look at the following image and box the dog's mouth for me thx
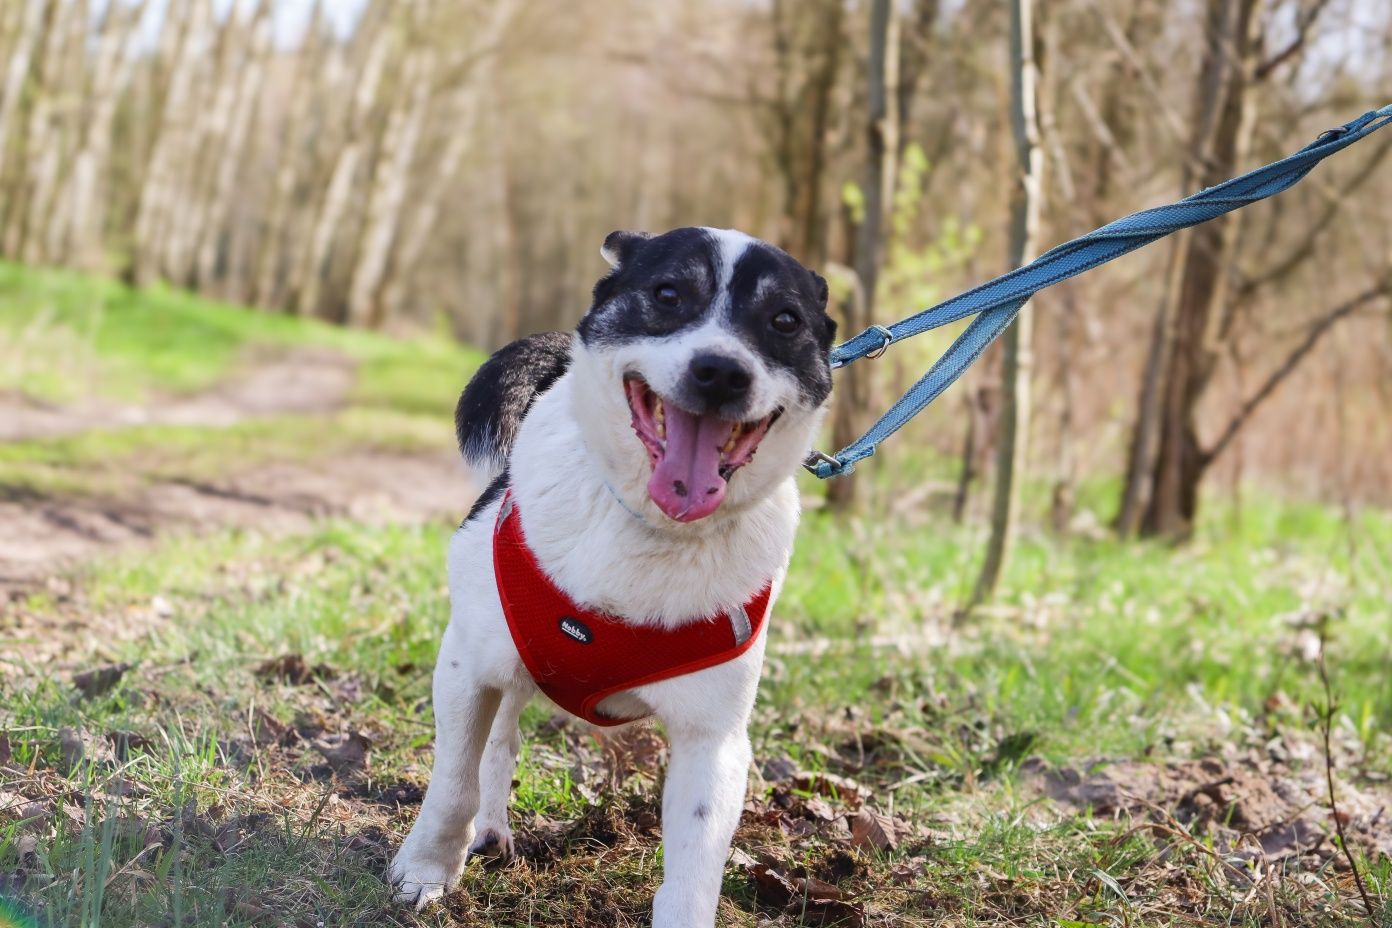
[624,375,780,523]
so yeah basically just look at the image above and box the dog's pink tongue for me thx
[648,405,730,522]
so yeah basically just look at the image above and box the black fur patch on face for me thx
[579,228,719,345]
[725,244,836,406]
[577,228,836,406]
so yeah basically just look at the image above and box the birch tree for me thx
[971,0,1045,605]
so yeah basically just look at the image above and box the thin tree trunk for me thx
[130,0,209,286]
[5,0,65,258]
[194,0,272,296]
[0,0,48,237]
[971,0,1044,606]
[826,0,899,512]
[56,0,148,270]
[346,46,436,328]
[291,22,390,317]
[1140,0,1263,539]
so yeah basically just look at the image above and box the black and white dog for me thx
[390,227,836,925]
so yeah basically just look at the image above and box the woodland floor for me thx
[2,264,1391,927]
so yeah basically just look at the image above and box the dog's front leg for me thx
[651,724,752,927]
[390,635,502,910]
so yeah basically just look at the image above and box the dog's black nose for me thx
[688,353,751,406]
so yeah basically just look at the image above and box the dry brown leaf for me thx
[256,653,333,685]
[848,808,897,852]
[795,772,863,806]
[314,731,371,773]
[0,732,11,767]
[73,662,132,698]
[750,862,798,906]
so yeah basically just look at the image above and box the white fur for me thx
[390,234,826,926]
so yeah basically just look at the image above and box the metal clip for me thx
[802,449,842,475]
[865,324,895,360]
[1316,125,1350,143]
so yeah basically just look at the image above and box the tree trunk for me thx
[346,46,435,328]
[250,0,327,309]
[1118,0,1264,540]
[378,0,517,322]
[825,0,899,512]
[971,0,1044,605]
[129,0,209,286]
[193,0,272,296]
[290,22,390,318]
[0,0,48,239]
[5,0,65,259]
[51,0,147,270]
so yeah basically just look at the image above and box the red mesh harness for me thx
[493,490,771,727]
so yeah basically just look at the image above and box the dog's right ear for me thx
[600,230,651,268]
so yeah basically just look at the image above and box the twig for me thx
[1315,617,1377,921]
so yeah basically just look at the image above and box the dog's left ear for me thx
[600,230,651,268]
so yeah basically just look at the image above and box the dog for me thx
[389,227,836,926]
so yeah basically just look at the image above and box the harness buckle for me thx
[802,449,842,475]
[865,324,895,360]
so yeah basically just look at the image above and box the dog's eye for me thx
[653,284,680,306]
[771,309,801,334]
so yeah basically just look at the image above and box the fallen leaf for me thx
[795,772,863,806]
[73,662,132,698]
[58,727,85,771]
[760,756,799,784]
[848,808,897,852]
[0,732,11,766]
[750,862,798,906]
[314,731,371,773]
[792,897,865,927]
[257,653,333,685]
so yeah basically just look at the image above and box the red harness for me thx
[493,490,771,726]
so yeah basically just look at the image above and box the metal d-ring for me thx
[865,324,894,360]
[802,449,842,475]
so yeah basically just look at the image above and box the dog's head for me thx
[571,227,835,524]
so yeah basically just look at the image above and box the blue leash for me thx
[805,103,1392,479]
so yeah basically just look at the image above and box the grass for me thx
[1,262,1389,926]
[3,486,1390,926]
[0,261,482,495]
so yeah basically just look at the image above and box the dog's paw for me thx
[466,825,514,861]
[389,842,467,911]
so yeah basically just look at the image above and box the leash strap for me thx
[806,104,1392,478]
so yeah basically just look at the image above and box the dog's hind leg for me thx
[390,634,502,910]
[467,685,529,860]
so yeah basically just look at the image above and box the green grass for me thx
[0,261,480,410]
[3,485,1389,926]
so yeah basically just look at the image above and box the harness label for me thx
[558,616,593,644]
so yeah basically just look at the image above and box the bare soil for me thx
[0,347,471,603]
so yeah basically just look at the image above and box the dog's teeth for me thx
[655,399,665,438]
[722,427,737,454]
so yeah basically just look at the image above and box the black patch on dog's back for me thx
[455,333,572,471]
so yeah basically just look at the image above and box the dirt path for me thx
[0,346,356,442]
[0,347,472,604]
[0,451,473,602]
